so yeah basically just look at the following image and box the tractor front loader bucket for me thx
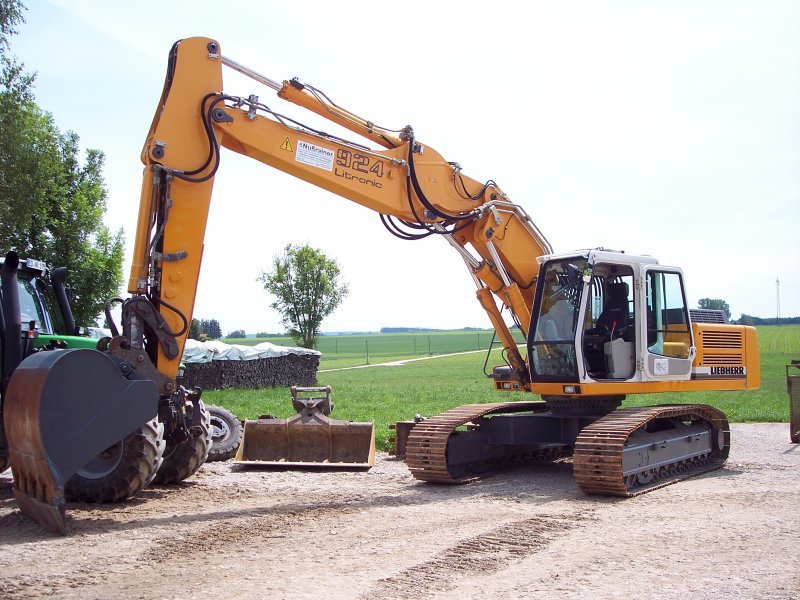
[234,386,375,468]
[4,348,158,534]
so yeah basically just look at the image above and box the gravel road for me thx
[1,423,798,599]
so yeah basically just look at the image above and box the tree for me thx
[0,3,124,325]
[189,319,203,340]
[0,0,34,101]
[190,318,223,340]
[201,318,222,339]
[737,314,756,326]
[258,244,349,348]
[227,329,246,339]
[698,298,731,321]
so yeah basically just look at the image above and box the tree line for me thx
[698,298,799,325]
[735,316,800,326]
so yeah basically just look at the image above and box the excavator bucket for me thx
[4,348,158,534]
[234,386,375,468]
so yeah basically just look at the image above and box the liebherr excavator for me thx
[2,37,759,533]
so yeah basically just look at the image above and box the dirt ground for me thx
[1,423,798,599]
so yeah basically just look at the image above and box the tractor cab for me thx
[0,257,56,334]
[0,254,90,348]
[527,250,695,389]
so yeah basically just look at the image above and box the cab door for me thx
[641,267,695,380]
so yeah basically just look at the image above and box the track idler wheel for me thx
[4,348,158,534]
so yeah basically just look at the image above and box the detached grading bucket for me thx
[234,386,375,468]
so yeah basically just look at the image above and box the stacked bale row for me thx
[183,353,320,390]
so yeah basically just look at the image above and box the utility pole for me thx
[776,277,781,320]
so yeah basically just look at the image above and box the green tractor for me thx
[0,251,210,519]
[1,251,93,475]
[1,254,97,352]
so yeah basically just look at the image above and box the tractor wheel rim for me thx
[75,442,124,479]
[210,416,230,443]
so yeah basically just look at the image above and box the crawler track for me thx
[573,404,730,496]
[405,402,729,494]
[405,401,569,483]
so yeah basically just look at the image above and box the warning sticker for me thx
[296,140,334,171]
[280,138,293,152]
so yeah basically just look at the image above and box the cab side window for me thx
[646,271,691,359]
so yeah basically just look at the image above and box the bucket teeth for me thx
[9,436,68,534]
[12,477,66,534]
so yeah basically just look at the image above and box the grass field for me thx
[225,329,527,370]
[205,325,799,451]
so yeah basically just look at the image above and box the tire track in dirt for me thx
[140,497,370,566]
[0,499,367,598]
[368,510,591,596]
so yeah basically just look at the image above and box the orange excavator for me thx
[1,37,759,533]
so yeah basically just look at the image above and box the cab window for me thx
[18,276,50,332]
[646,271,691,359]
[581,264,634,378]
[529,259,586,380]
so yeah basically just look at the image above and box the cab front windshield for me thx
[18,275,49,332]
[529,258,587,379]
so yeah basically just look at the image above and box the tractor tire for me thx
[65,418,165,503]
[205,404,243,462]
[153,401,212,485]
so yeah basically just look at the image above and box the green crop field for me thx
[205,325,800,451]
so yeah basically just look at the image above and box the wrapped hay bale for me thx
[182,340,321,390]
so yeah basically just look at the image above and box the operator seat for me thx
[583,281,631,377]
[596,282,629,340]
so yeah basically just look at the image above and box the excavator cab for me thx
[528,249,699,390]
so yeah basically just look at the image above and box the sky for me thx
[10,0,800,334]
